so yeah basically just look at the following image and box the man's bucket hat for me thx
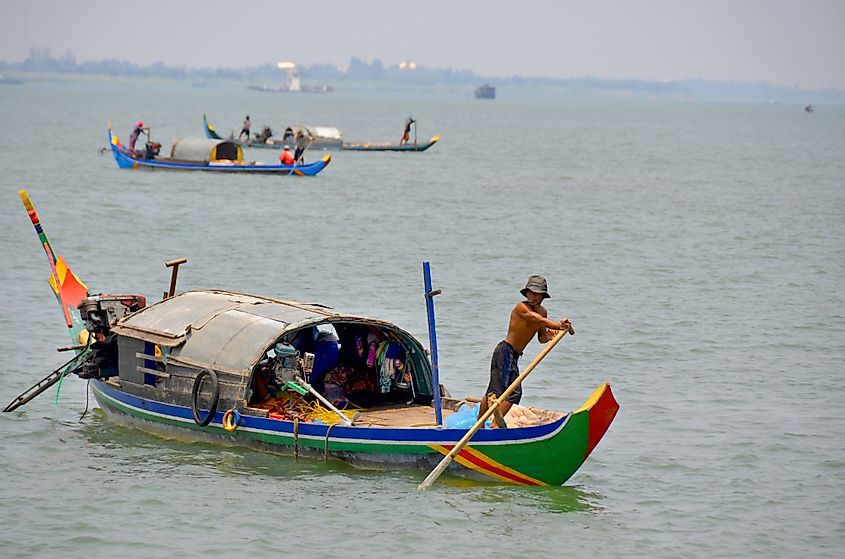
[520,275,551,299]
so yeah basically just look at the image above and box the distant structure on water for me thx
[0,74,24,85]
[804,104,814,113]
[474,84,495,99]
[248,61,333,94]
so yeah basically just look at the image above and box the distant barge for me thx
[474,84,495,99]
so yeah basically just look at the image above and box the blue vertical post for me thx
[422,261,443,426]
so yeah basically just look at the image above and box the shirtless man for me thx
[478,275,572,427]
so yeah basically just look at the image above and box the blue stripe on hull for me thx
[91,380,567,447]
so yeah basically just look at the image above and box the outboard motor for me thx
[78,294,146,336]
[272,343,302,385]
[75,294,146,379]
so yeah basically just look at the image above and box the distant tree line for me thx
[2,48,842,103]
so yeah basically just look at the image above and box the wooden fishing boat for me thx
[5,191,618,487]
[108,124,331,176]
[204,115,439,153]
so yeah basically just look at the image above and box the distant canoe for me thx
[340,136,440,152]
[107,123,331,176]
[204,115,439,153]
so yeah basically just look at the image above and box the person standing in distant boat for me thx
[128,120,148,153]
[279,145,295,165]
[477,275,572,427]
[294,130,309,164]
[239,115,251,140]
[400,116,415,145]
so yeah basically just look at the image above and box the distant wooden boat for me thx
[204,114,439,153]
[340,137,440,152]
[108,123,331,176]
[474,84,495,99]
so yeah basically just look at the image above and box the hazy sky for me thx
[2,0,843,89]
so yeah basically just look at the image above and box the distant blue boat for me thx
[108,123,331,176]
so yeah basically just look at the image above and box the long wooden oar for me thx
[417,325,574,490]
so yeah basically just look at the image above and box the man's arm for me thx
[516,303,569,334]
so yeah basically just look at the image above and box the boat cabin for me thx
[105,290,435,419]
[169,137,244,164]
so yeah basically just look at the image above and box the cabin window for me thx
[215,143,239,161]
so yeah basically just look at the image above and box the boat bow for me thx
[431,383,618,485]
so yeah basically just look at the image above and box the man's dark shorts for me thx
[486,340,523,404]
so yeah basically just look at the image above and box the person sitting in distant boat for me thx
[255,126,273,143]
[400,116,415,145]
[283,127,295,142]
[128,120,149,154]
[239,115,251,140]
[144,141,161,160]
[279,145,295,165]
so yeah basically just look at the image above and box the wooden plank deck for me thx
[353,404,453,428]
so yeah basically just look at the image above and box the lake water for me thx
[1,79,843,558]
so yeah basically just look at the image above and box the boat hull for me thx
[340,138,439,152]
[91,379,617,486]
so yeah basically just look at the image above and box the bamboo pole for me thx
[417,325,573,490]
[20,190,72,327]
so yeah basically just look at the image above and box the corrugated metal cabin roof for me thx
[111,290,415,376]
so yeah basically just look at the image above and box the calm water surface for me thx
[1,80,843,558]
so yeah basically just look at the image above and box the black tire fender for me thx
[191,368,219,426]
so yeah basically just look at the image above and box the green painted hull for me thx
[92,380,618,485]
